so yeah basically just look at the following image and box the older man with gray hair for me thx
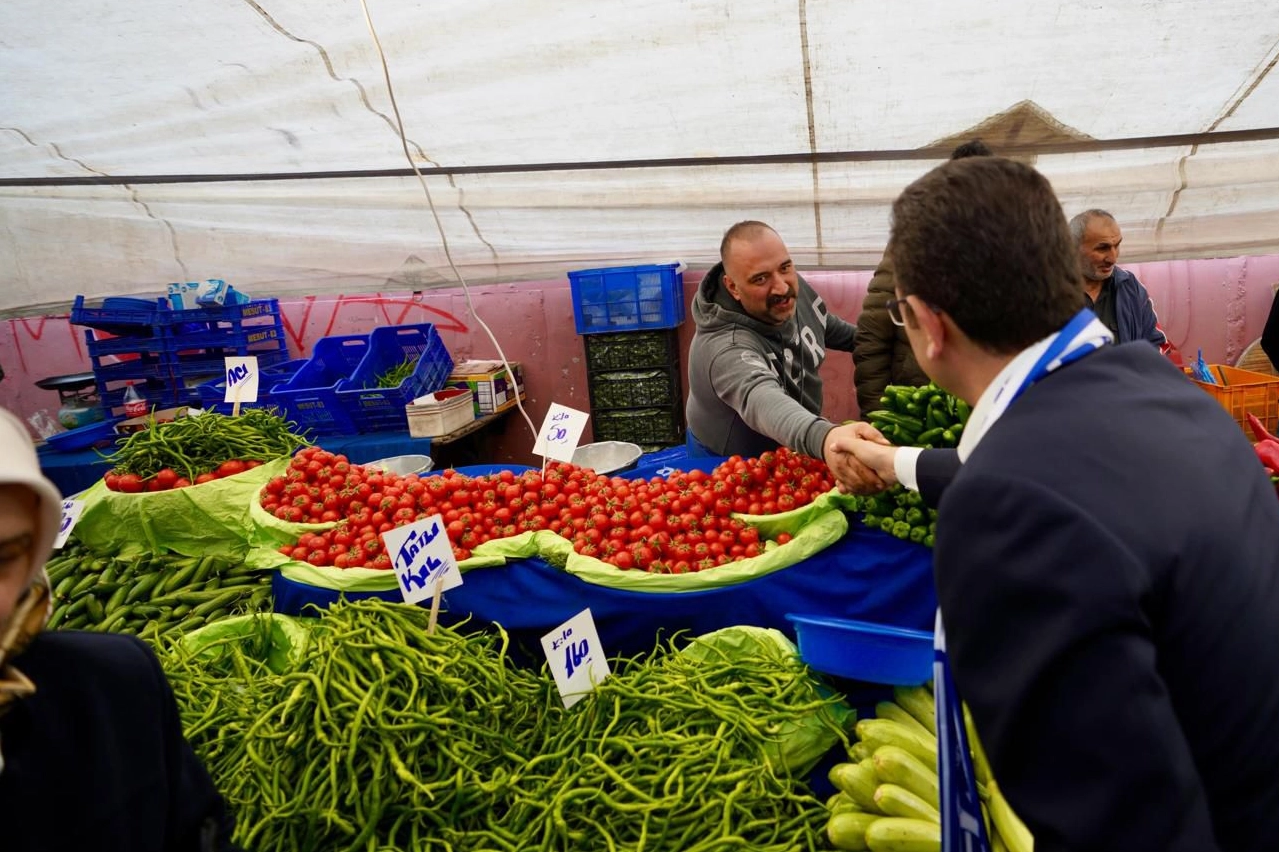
[1069,209,1171,352]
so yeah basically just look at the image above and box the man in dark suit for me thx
[838,157,1279,851]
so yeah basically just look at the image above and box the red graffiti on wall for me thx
[280,295,469,355]
[6,316,84,374]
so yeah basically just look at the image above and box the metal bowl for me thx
[571,441,643,474]
[364,453,434,476]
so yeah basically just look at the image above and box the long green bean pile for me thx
[161,600,846,851]
[105,408,310,481]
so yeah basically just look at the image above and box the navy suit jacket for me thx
[933,342,1279,852]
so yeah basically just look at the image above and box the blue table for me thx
[273,522,937,666]
[37,430,433,496]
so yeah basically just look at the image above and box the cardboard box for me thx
[446,360,525,416]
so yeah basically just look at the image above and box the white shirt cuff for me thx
[895,447,924,491]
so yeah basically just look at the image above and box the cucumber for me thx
[855,719,937,767]
[873,784,940,823]
[828,811,881,851]
[864,817,941,852]
[872,745,939,810]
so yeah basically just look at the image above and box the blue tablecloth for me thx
[272,522,936,665]
[37,430,433,496]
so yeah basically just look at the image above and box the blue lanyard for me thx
[1006,308,1105,407]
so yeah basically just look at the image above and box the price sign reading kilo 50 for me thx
[532,403,588,463]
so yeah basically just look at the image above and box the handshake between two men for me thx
[821,421,902,496]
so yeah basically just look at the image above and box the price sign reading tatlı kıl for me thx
[381,514,463,605]
[533,403,589,463]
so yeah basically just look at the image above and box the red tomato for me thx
[116,473,144,493]
[173,478,192,489]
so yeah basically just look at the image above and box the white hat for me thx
[0,408,64,575]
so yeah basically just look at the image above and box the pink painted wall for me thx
[3,255,1277,467]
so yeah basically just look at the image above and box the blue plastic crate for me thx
[70,295,167,335]
[336,324,453,433]
[85,328,172,358]
[568,263,685,334]
[273,335,370,436]
[44,416,125,453]
[167,307,285,351]
[164,298,280,326]
[195,370,296,414]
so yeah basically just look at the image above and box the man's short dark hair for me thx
[950,139,993,160]
[889,157,1085,354]
[720,221,776,264]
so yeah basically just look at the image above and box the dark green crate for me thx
[582,328,680,372]
[588,363,682,410]
[592,403,684,447]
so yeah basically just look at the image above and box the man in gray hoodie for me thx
[686,221,887,490]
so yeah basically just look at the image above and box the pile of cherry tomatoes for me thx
[260,446,835,574]
[104,459,264,493]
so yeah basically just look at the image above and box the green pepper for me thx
[909,526,928,544]
[891,507,907,522]
[905,507,924,526]
[924,533,936,548]
[891,521,911,540]
[862,514,883,529]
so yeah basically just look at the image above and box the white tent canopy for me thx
[3,0,1277,315]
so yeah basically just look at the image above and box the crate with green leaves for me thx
[583,328,680,371]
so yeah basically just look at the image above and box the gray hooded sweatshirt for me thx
[685,263,857,459]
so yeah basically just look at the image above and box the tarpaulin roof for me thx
[2,0,1277,315]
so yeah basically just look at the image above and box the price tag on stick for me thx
[532,403,589,463]
[53,499,85,550]
[381,514,463,606]
[224,356,260,414]
[541,608,610,708]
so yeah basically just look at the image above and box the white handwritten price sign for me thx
[381,514,463,605]
[532,403,589,463]
[53,499,85,550]
[540,608,610,708]
[223,356,260,404]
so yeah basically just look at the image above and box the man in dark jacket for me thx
[853,140,994,414]
[0,407,240,851]
[685,221,888,492]
[1069,209,1172,352]
[1262,285,1279,370]
[836,157,1279,851]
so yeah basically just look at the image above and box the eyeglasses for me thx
[886,296,942,327]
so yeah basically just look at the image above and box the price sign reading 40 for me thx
[540,608,610,709]
[532,403,589,463]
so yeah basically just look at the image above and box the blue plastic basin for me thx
[785,613,934,686]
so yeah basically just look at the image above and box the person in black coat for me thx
[1262,285,1279,370]
[834,158,1279,851]
[0,407,239,852]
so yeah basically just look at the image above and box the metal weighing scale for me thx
[35,372,106,430]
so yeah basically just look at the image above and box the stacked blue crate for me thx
[72,295,291,416]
